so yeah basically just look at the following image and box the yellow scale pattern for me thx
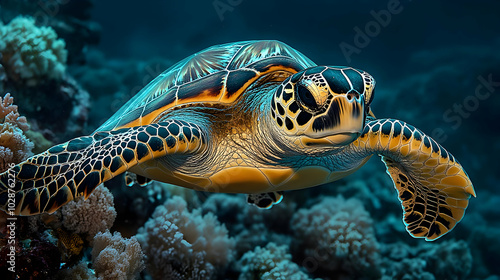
[353,118,475,241]
[0,120,205,215]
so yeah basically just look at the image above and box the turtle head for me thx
[270,66,375,148]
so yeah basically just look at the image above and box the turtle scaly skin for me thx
[350,119,474,240]
[1,120,205,214]
[0,40,474,241]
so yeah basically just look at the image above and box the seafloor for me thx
[0,1,499,279]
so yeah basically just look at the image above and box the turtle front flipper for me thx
[0,120,206,216]
[352,119,475,241]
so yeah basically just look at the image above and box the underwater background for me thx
[0,0,499,279]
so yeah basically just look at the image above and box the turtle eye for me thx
[296,83,319,111]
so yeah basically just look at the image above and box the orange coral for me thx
[0,93,33,172]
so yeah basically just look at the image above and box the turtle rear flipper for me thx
[353,119,475,241]
[247,191,284,209]
[125,172,152,187]
[0,120,205,216]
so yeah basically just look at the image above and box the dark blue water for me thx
[0,0,498,279]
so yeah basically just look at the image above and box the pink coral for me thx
[0,93,33,172]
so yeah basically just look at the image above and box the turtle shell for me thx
[97,40,316,132]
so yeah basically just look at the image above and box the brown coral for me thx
[0,93,33,172]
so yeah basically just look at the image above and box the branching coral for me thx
[0,16,67,85]
[56,260,96,280]
[290,195,380,277]
[421,240,472,279]
[136,195,235,280]
[380,240,472,279]
[238,242,314,280]
[58,184,116,241]
[202,193,295,257]
[91,230,145,280]
[0,93,33,172]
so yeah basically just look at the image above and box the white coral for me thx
[56,260,96,280]
[291,195,380,276]
[136,196,235,280]
[61,184,116,240]
[380,239,472,279]
[0,16,67,85]
[92,230,145,280]
[238,242,313,280]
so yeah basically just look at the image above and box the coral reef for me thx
[238,242,313,280]
[111,180,191,237]
[0,92,30,132]
[136,195,235,280]
[0,0,101,64]
[0,16,90,141]
[0,16,67,86]
[0,67,90,141]
[458,197,500,277]
[49,184,116,242]
[91,230,145,280]
[23,74,90,140]
[291,195,380,278]
[202,193,294,257]
[0,93,33,172]
[56,260,96,280]
[380,240,472,279]
[329,160,409,243]
[0,238,61,280]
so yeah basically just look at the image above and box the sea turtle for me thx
[0,40,475,241]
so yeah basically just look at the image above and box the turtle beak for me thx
[299,94,365,147]
[305,93,365,140]
[300,132,360,147]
